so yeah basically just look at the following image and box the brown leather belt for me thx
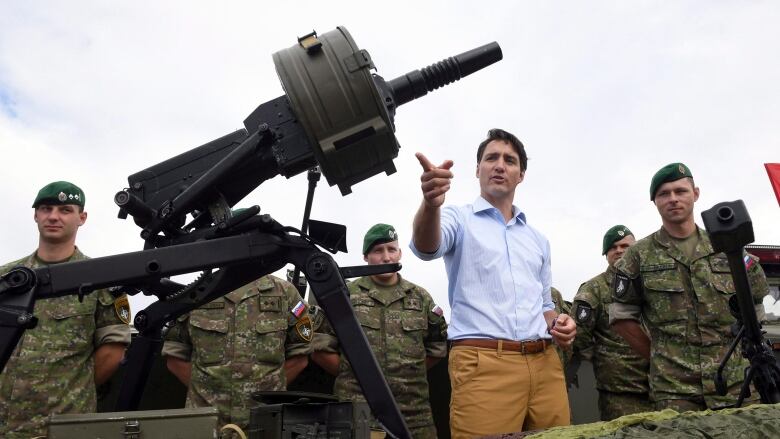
[452,338,551,354]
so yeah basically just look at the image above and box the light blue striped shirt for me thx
[410,196,554,341]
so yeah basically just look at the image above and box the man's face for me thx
[34,204,86,244]
[653,178,699,226]
[476,140,524,203]
[606,235,636,267]
[364,241,401,284]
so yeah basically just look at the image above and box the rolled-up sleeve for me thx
[162,317,193,361]
[609,302,642,325]
[410,205,459,260]
[94,290,131,346]
[95,324,131,346]
[161,340,192,361]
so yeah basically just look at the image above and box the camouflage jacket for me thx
[550,287,572,368]
[0,249,132,438]
[162,275,312,427]
[572,266,650,394]
[610,227,768,407]
[312,275,447,429]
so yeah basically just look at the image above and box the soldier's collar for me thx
[357,274,414,294]
[655,226,684,248]
[397,275,415,293]
[32,246,82,265]
[655,225,714,262]
[355,275,375,291]
[656,225,708,246]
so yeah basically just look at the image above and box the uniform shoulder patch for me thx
[431,304,444,317]
[574,302,592,324]
[613,273,631,299]
[295,315,313,342]
[114,295,131,324]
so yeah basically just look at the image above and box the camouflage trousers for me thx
[598,390,653,421]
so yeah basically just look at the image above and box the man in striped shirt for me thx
[411,128,576,437]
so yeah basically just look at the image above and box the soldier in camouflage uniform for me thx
[0,181,131,438]
[572,225,652,420]
[310,224,448,439]
[162,274,313,428]
[610,163,769,411]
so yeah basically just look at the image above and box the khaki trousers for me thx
[449,344,570,438]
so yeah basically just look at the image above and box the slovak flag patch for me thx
[432,305,444,316]
[744,254,755,270]
[291,300,306,318]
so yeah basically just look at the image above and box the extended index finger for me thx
[415,152,435,172]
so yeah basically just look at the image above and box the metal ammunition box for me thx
[47,407,218,439]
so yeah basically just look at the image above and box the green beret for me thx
[363,223,398,254]
[650,162,693,201]
[602,225,633,255]
[32,181,85,208]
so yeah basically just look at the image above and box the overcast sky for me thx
[1,1,779,319]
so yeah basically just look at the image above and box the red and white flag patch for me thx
[291,300,306,318]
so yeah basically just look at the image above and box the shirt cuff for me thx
[425,342,448,358]
[608,303,642,325]
[94,324,131,346]
[161,341,192,361]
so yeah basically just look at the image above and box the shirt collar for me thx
[473,196,527,224]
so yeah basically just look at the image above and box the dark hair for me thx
[476,128,528,171]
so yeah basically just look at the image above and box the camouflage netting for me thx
[485,404,780,438]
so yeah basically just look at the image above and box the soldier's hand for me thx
[550,314,576,350]
[416,152,454,208]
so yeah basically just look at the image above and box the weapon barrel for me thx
[388,42,503,107]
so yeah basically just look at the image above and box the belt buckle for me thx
[520,341,526,354]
